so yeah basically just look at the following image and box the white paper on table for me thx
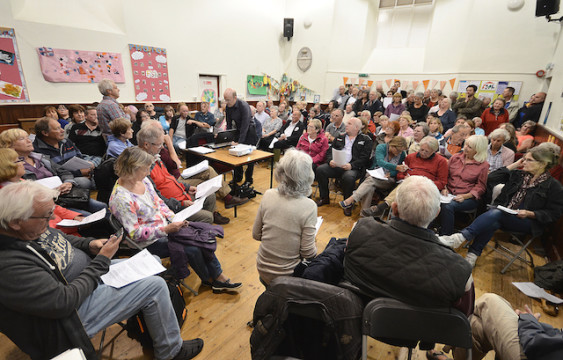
[61,157,92,172]
[269,137,278,149]
[196,175,222,199]
[101,249,167,288]
[172,197,205,222]
[367,168,388,181]
[181,160,209,179]
[57,209,106,227]
[512,282,563,304]
[315,216,323,236]
[383,97,392,108]
[389,113,400,121]
[177,140,186,150]
[36,176,63,189]
[189,146,214,154]
[440,194,456,204]
[332,148,347,167]
[51,348,86,360]
[497,205,519,215]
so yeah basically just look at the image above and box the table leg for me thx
[270,156,274,188]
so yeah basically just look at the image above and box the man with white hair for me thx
[366,90,384,116]
[254,101,271,126]
[344,175,473,310]
[0,181,203,360]
[315,117,372,207]
[96,79,128,137]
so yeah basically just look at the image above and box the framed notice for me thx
[0,27,28,102]
[129,44,171,102]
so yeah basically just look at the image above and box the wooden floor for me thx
[1,162,562,360]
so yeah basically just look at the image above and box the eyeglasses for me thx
[151,142,164,148]
[29,209,55,221]
[522,157,538,163]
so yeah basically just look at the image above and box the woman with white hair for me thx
[439,135,489,235]
[253,149,317,286]
[487,128,515,172]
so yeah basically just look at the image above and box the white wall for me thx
[1,0,562,133]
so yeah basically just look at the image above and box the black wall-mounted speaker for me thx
[283,18,294,40]
[536,0,560,16]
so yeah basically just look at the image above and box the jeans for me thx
[316,163,361,200]
[82,154,102,167]
[462,209,532,256]
[78,268,182,360]
[439,198,478,235]
[148,238,222,282]
[73,176,96,189]
[69,198,108,217]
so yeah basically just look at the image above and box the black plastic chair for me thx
[361,297,472,360]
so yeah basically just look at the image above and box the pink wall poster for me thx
[129,44,171,102]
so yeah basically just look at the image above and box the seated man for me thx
[169,104,198,152]
[137,126,230,225]
[344,175,473,310]
[33,117,95,189]
[325,109,346,143]
[68,106,106,167]
[0,181,203,360]
[193,101,216,135]
[315,117,373,206]
[272,110,305,151]
[253,101,270,126]
[369,136,448,217]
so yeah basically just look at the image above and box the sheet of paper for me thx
[332,148,347,167]
[366,167,388,181]
[57,209,106,227]
[497,205,519,215]
[189,146,214,154]
[196,175,222,199]
[440,194,456,204]
[181,160,209,179]
[61,157,92,172]
[101,249,167,288]
[269,137,278,149]
[172,197,205,222]
[315,216,323,236]
[383,97,392,108]
[36,176,62,189]
[177,140,187,150]
[512,282,563,304]
[389,113,400,121]
[51,348,86,360]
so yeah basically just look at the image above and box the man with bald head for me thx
[315,117,373,207]
[514,92,546,129]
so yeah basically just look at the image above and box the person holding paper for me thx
[253,149,317,286]
[258,107,283,151]
[439,146,563,268]
[296,119,329,171]
[109,147,241,293]
[383,92,406,119]
[439,135,489,235]
[32,117,95,190]
[0,181,204,360]
[339,136,407,216]
[315,117,373,207]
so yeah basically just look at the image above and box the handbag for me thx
[56,187,90,210]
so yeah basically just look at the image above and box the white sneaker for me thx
[465,253,478,268]
[438,233,466,249]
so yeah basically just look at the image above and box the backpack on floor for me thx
[126,276,187,348]
[534,260,563,294]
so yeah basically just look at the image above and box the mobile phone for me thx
[113,228,124,239]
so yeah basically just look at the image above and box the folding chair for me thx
[361,297,472,360]
[488,230,539,274]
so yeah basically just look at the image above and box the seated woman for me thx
[64,104,85,138]
[375,114,389,136]
[131,110,151,146]
[296,119,329,172]
[499,122,518,152]
[0,128,106,215]
[472,117,485,136]
[441,124,467,159]
[427,115,444,141]
[109,146,241,292]
[107,117,134,158]
[359,110,376,143]
[371,111,383,134]
[253,149,317,286]
[397,114,414,138]
[159,105,175,133]
[375,120,400,146]
[339,136,407,216]
[516,120,536,153]
[439,135,489,235]
[44,105,66,127]
[258,107,283,151]
[440,146,563,268]
[487,128,515,172]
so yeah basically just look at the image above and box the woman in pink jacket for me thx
[296,119,329,171]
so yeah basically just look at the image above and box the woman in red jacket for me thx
[296,119,329,171]
[481,98,509,135]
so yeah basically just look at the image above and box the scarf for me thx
[506,172,550,209]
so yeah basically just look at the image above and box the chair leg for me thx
[362,335,367,360]
[98,329,106,357]
[500,238,534,274]
[180,280,199,296]
[407,347,413,360]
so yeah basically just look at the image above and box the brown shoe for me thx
[213,211,230,225]
[224,196,249,209]
[316,198,330,207]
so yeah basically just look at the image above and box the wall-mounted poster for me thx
[129,44,171,102]
[37,47,124,83]
[247,75,267,96]
[198,75,219,113]
[0,27,28,102]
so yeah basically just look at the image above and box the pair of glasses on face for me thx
[29,207,56,221]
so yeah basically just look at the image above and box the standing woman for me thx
[384,93,406,118]
[437,98,456,133]
[159,105,175,133]
[440,146,563,268]
[439,135,489,235]
[253,149,317,286]
[481,98,509,135]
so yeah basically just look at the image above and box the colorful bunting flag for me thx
[422,80,430,90]
[449,78,456,89]
[386,79,393,88]
[440,81,447,91]
[411,81,419,90]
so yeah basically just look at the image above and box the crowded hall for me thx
[2,1,563,359]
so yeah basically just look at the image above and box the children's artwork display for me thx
[247,75,268,96]
[36,47,124,83]
[0,27,28,102]
[129,44,171,102]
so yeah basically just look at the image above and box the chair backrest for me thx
[362,297,472,350]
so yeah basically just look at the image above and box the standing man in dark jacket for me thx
[514,92,546,129]
[315,117,372,206]
[0,181,203,360]
[224,88,258,185]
